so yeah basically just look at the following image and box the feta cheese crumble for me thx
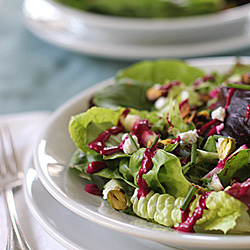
[211,107,226,122]
[103,179,122,199]
[178,129,198,144]
[122,133,140,154]
[153,83,162,90]
[180,90,189,101]
[154,97,168,110]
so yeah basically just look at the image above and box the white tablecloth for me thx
[0,112,67,250]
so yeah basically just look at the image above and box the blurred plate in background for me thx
[22,0,250,60]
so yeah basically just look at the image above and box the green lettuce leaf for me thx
[203,136,217,153]
[93,78,153,111]
[69,107,124,154]
[194,191,250,234]
[117,60,204,85]
[129,149,191,198]
[69,106,170,155]
[167,98,191,136]
[218,149,250,186]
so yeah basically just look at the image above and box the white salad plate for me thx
[24,165,177,250]
[22,0,250,60]
[34,57,250,250]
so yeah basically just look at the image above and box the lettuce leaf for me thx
[195,191,250,234]
[218,149,250,186]
[69,106,171,155]
[93,78,153,111]
[117,60,204,85]
[131,189,250,234]
[129,149,191,198]
[69,107,124,154]
[167,98,192,136]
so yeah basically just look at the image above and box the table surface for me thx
[2,0,250,115]
[1,1,250,249]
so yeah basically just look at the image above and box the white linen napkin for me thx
[0,112,67,250]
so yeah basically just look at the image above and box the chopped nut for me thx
[156,142,164,149]
[180,102,191,119]
[198,93,211,103]
[242,73,250,85]
[146,88,163,101]
[195,121,204,129]
[196,186,206,195]
[159,139,173,145]
[197,110,210,120]
[107,187,128,210]
[147,139,172,148]
[147,140,152,148]
[217,138,236,160]
[185,111,197,123]
[230,177,240,186]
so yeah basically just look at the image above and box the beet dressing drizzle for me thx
[198,87,236,136]
[86,108,161,199]
[137,135,160,199]
[176,192,210,232]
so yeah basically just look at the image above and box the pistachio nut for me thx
[107,187,128,210]
[217,138,236,160]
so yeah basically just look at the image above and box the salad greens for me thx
[69,59,250,234]
[55,0,248,18]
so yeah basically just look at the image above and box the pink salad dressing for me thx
[137,141,158,199]
[244,104,250,124]
[88,125,124,156]
[88,108,155,156]
[132,119,154,146]
[176,192,210,233]
[85,184,102,196]
[225,88,236,111]
[86,161,107,174]
[198,119,218,135]
[194,75,215,87]
[160,81,180,96]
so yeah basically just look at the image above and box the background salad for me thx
[69,59,250,234]
[54,0,250,18]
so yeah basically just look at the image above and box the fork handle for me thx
[3,189,31,250]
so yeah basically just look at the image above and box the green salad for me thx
[54,0,248,18]
[69,59,250,234]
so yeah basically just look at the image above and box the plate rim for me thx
[22,13,250,60]
[46,0,250,30]
[33,56,250,249]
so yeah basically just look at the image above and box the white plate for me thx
[22,0,250,60]
[26,0,250,44]
[24,165,177,250]
[34,57,250,250]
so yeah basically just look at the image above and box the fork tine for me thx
[0,125,18,177]
[5,125,19,175]
[0,127,7,177]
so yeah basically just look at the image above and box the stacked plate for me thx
[22,0,250,60]
[25,57,250,250]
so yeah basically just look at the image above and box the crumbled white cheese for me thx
[208,174,224,191]
[153,83,162,90]
[180,90,189,101]
[178,129,198,144]
[103,179,121,199]
[211,107,226,122]
[154,97,168,110]
[122,133,140,154]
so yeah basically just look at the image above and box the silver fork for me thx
[0,125,31,250]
